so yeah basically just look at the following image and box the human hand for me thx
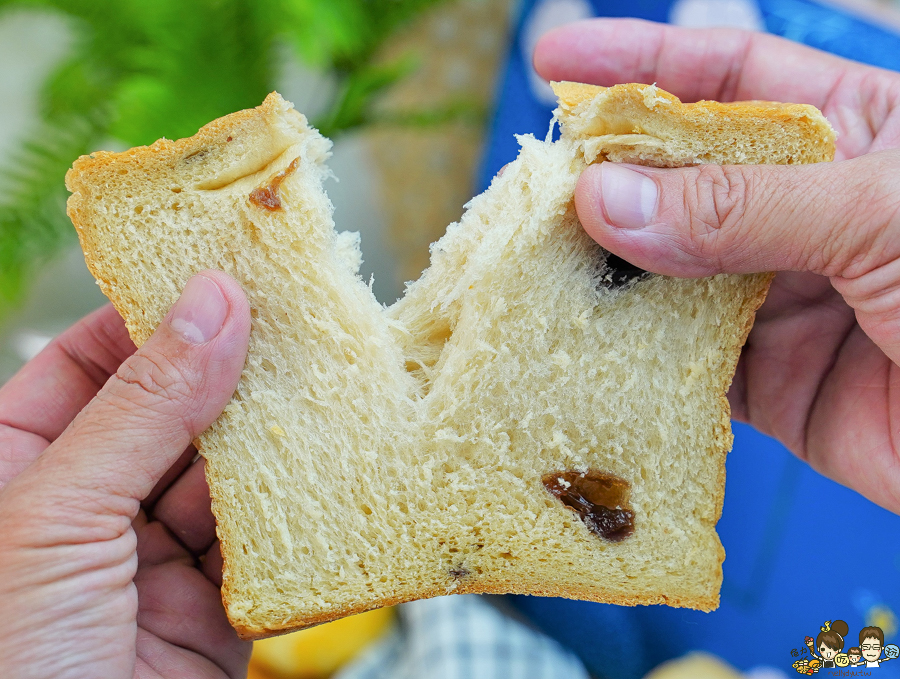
[0,271,251,678]
[535,19,900,513]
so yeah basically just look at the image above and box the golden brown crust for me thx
[552,81,818,117]
[552,82,834,140]
[67,91,289,191]
[551,82,836,165]
[230,579,719,640]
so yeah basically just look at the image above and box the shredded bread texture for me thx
[65,83,835,639]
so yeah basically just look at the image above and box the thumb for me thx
[16,270,250,517]
[575,151,900,279]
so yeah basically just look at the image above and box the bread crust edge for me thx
[226,580,720,640]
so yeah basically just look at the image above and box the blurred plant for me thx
[0,0,480,316]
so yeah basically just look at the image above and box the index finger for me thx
[533,18,850,109]
[0,303,135,442]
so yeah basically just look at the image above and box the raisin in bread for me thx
[65,83,835,639]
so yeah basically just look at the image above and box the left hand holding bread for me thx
[0,272,251,678]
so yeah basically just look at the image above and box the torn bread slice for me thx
[65,83,835,639]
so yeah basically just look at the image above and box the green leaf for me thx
[315,55,418,137]
[105,0,275,145]
[0,112,104,308]
[363,0,453,53]
[277,0,369,67]
[0,0,465,320]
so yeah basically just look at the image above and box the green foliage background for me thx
[0,0,467,318]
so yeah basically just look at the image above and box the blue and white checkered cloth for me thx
[335,595,590,679]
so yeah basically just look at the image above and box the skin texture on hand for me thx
[535,19,900,513]
[0,271,252,678]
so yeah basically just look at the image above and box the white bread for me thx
[65,83,835,639]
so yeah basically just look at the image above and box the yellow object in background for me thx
[866,604,899,638]
[248,607,395,679]
[643,652,745,679]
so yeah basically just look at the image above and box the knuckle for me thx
[690,165,747,232]
[710,166,749,231]
[113,350,194,407]
[678,165,750,265]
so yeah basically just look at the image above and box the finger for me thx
[805,325,900,513]
[535,20,900,161]
[737,272,858,452]
[577,152,900,350]
[135,631,240,679]
[133,513,247,675]
[136,519,193,568]
[135,562,250,677]
[0,304,134,488]
[143,444,198,508]
[5,271,250,534]
[577,151,899,268]
[152,457,217,554]
[0,304,134,443]
[533,18,850,108]
[203,541,224,587]
[0,426,48,490]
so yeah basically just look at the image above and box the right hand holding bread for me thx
[536,19,900,514]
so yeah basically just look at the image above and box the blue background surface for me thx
[487,1,900,677]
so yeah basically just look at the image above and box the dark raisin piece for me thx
[542,470,635,542]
